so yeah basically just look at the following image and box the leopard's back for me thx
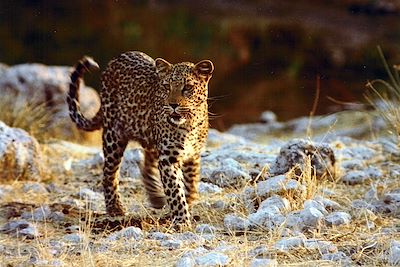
[100,51,162,147]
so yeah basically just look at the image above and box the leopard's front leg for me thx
[158,148,191,227]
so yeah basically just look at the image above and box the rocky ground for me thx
[0,107,399,266]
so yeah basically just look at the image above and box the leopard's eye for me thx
[182,84,193,96]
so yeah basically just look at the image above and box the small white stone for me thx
[299,207,324,228]
[198,182,223,195]
[341,170,369,184]
[322,251,351,263]
[209,158,250,187]
[250,258,277,267]
[196,224,217,234]
[274,236,305,251]
[256,175,305,198]
[260,111,277,124]
[248,210,285,230]
[63,233,84,243]
[325,212,351,226]
[195,252,229,266]
[0,220,40,239]
[107,226,143,241]
[22,182,47,194]
[78,188,103,202]
[304,200,328,215]
[388,240,400,265]
[285,211,304,230]
[304,239,337,254]
[313,196,342,211]
[176,256,195,267]
[224,214,250,231]
[21,205,52,221]
[258,195,290,213]
[160,239,182,249]
[147,231,171,241]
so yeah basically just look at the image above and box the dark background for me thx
[1,0,399,130]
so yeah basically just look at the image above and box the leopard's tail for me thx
[67,56,102,131]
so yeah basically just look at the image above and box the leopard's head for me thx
[155,58,214,125]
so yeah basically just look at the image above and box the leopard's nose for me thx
[169,103,178,110]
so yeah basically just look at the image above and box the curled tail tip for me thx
[81,56,100,71]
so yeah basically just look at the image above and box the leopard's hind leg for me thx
[142,149,166,209]
[102,128,127,216]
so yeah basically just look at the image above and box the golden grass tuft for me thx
[0,93,54,142]
[366,46,400,146]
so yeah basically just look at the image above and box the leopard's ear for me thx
[194,60,214,78]
[155,58,172,77]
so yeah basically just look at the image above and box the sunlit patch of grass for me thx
[366,46,400,146]
[0,93,54,142]
[0,92,102,145]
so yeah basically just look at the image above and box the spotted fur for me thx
[67,51,214,226]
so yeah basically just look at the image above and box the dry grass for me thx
[0,93,54,142]
[366,46,400,146]
[0,92,102,145]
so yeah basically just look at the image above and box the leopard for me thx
[66,51,214,226]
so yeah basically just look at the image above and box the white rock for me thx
[242,186,257,213]
[299,207,324,228]
[22,182,48,194]
[224,214,250,231]
[176,256,195,267]
[388,240,400,265]
[209,158,250,187]
[304,200,328,215]
[174,232,205,245]
[304,239,337,254]
[0,121,44,180]
[147,231,171,240]
[107,226,143,241]
[211,200,227,209]
[325,212,351,226]
[321,251,351,263]
[341,170,369,184]
[340,145,378,161]
[274,236,305,251]
[285,211,304,230]
[160,239,182,249]
[248,246,269,257]
[365,167,383,179]
[206,128,248,147]
[260,111,277,124]
[78,188,103,202]
[258,195,290,213]
[198,182,223,195]
[195,252,230,266]
[120,148,144,179]
[248,210,285,230]
[340,159,364,170]
[73,152,104,170]
[0,220,41,239]
[196,224,217,235]
[250,258,277,267]
[21,205,52,221]
[63,233,84,243]
[313,196,342,211]
[351,199,377,212]
[256,175,306,198]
